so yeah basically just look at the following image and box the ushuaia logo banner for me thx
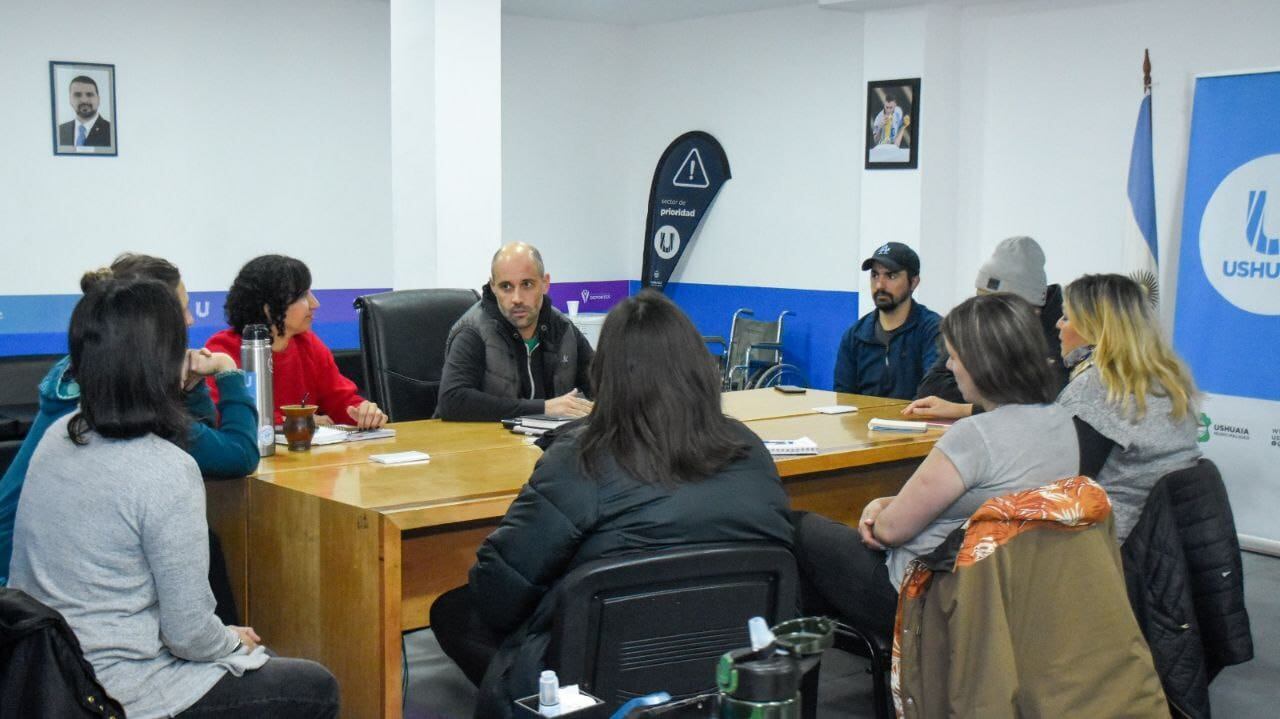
[1174,70,1280,402]
[1196,413,1251,443]
[1199,157,1280,315]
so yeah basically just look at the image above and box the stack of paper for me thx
[275,425,397,446]
[763,437,819,456]
[868,418,928,433]
[517,414,575,431]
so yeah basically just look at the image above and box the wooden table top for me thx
[250,391,941,529]
[749,404,943,477]
[260,443,541,512]
[720,388,905,421]
[256,418,531,474]
[255,388,905,476]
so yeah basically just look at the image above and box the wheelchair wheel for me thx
[749,363,807,390]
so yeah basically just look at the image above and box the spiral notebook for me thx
[762,437,819,456]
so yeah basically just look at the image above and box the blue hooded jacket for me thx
[833,300,942,400]
[0,357,259,584]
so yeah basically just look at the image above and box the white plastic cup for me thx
[566,300,579,318]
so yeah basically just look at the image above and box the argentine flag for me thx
[1125,82,1159,304]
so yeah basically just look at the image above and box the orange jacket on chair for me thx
[891,476,1168,718]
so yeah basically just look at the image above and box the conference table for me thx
[205,388,943,719]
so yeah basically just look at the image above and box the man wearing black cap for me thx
[833,242,941,399]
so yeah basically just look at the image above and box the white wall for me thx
[503,0,1280,314]
[0,0,392,295]
[9,0,1278,304]
[622,6,865,292]
[951,0,1280,320]
[502,15,633,282]
[394,0,504,290]
[502,5,865,291]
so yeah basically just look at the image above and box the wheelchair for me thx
[704,308,807,391]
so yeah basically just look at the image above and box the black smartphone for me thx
[773,385,806,394]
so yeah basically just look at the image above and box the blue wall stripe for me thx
[3,283,858,392]
[0,288,385,358]
[648,281,857,392]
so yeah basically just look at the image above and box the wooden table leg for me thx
[399,520,499,632]
[783,459,920,526]
[205,478,248,622]
[248,480,398,718]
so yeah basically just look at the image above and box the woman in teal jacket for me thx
[0,254,259,587]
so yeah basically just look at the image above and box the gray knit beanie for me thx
[974,236,1048,306]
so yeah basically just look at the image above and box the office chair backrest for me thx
[549,543,797,711]
[354,288,478,421]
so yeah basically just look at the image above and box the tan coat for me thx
[892,476,1168,718]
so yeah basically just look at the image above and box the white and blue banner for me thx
[1174,69,1280,550]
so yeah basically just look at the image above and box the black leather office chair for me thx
[353,288,478,422]
[547,543,797,712]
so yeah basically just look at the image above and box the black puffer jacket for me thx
[0,588,124,719]
[1120,459,1253,719]
[469,421,793,718]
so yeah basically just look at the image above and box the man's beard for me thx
[76,104,96,120]
[873,290,909,313]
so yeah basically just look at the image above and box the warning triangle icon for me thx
[672,148,710,188]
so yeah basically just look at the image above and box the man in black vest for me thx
[435,243,594,421]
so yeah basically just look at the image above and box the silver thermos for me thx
[240,324,275,457]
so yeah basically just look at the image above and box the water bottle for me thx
[240,324,275,457]
[716,617,833,719]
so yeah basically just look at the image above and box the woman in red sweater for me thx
[205,255,387,428]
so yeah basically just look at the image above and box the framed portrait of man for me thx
[50,61,118,157]
[865,78,920,170]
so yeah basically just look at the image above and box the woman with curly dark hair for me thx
[205,255,386,428]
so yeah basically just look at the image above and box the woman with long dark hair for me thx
[430,290,793,718]
[8,279,339,719]
[0,253,257,590]
[796,293,1080,637]
[205,254,386,428]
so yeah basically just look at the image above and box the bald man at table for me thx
[435,243,594,422]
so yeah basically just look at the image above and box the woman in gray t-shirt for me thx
[1054,273,1200,544]
[796,293,1079,637]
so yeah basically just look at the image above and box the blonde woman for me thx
[1056,273,1200,543]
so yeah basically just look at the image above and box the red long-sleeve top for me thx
[205,329,364,426]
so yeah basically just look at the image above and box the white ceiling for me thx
[501,0,815,26]
[499,0,1029,25]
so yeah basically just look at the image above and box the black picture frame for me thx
[50,61,118,157]
[864,77,920,170]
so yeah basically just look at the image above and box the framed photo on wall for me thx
[50,61,117,157]
[865,77,920,169]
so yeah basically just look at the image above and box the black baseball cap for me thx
[861,242,920,275]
